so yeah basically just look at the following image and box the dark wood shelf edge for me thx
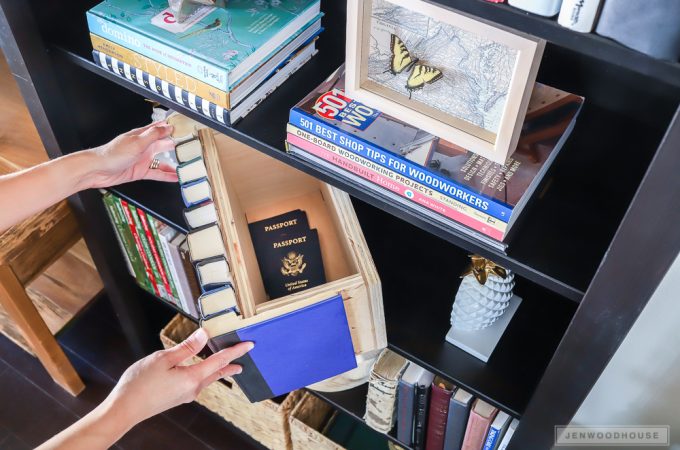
[62,49,585,302]
[438,0,680,89]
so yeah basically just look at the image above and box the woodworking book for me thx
[287,66,583,247]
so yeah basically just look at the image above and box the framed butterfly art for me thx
[346,0,545,163]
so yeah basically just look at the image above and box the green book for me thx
[128,203,171,302]
[86,0,321,91]
[148,215,181,304]
[104,193,152,293]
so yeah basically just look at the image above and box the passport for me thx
[248,210,325,299]
[256,228,326,299]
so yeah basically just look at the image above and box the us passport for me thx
[248,210,309,251]
[254,227,326,299]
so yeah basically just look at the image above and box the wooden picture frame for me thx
[345,0,545,163]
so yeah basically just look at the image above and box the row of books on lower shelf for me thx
[365,349,517,450]
[101,190,200,319]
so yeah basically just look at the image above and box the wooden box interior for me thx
[208,132,363,315]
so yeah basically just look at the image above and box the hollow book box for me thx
[169,113,386,402]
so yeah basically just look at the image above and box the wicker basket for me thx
[160,314,303,450]
[289,392,346,450]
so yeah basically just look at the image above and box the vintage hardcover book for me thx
[443,388,474,450]
[425,377,455,450]
[89,18,322,109]
[186,223,227,262]
[202,294,357,402]
[397,362,428,445]
[413,374,433,450]
[87,0,321,90]
[184,201,218,230]
[288,66,583,228]
[102,192,137,279]
[483,411,512,450]
[497,418,519,450]
[92,40,317,125]
[177,157,208,185]
[151,217,183,306]
[462,399,499,450]
[175,139,203,164]
[195,256,232,291]
[364,349,409,433]
[178,238,203,302]
[135,206,176,304]
[120,200,162,298]
[181,178,212,207]
[199,285,238,319]
[167,232,200,318]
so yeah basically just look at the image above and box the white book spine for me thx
[498,419,519,450]
[558,0,601,32]
[508,0,563,16]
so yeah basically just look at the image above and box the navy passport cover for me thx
[207,294,357,402]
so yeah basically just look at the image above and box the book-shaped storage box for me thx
[203,294,356,402]
[171,116,386,401]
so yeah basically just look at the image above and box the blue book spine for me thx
[483,427,501,450]
[92,50,230,125]
[87,12,227,90]
[397,379,415,445]
[288,108,512,222]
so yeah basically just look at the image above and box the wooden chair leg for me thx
[0,264,85,395]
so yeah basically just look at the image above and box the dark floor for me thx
[0,295,263,450]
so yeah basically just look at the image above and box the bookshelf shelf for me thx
[127,195,576,417]
[83,44,666,303]
[431,0,680,89]
[311,385,414,450]
[4,0,680,448]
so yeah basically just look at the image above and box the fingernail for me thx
[245,341,255,351]
[235,366,243,374]
[194,328,207,341]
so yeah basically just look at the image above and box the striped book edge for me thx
[92,50,230,125]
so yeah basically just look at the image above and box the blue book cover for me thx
[483,411,511,450]
[203,294,357,402]
[442,388,474,450]
[87,0,320,90]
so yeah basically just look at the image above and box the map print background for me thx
[366,0,518,136]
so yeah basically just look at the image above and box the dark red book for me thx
[425,377,455,450]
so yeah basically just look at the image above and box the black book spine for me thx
[413,383,431,450]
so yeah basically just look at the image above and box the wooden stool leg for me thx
[0,265,85,395]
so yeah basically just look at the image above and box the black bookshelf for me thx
[3,0,680,448]
[61,38,671,304]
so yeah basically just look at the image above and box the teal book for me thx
[87,0,321,91]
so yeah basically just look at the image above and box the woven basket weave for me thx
[160,314,302,450]
[289,392,346,450]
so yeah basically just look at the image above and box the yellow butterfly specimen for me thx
[387,34,443,99]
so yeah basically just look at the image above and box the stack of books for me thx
[286,66,583,251]
[365,349,518,450]
[87,0,322,125]
[102,190,200,319]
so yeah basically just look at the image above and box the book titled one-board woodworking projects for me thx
[86,0,321,91]
[286,141,506,250]
[286,126,507,241]
[288,66,584,232]
[93,42,316,125]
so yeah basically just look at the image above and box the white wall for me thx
[561,252,680,450]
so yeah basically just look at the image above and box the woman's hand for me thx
[38,328,253,450]
[105,328,253,427]
[84,122,179,189]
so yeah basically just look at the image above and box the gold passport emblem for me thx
[281,251,306,276]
